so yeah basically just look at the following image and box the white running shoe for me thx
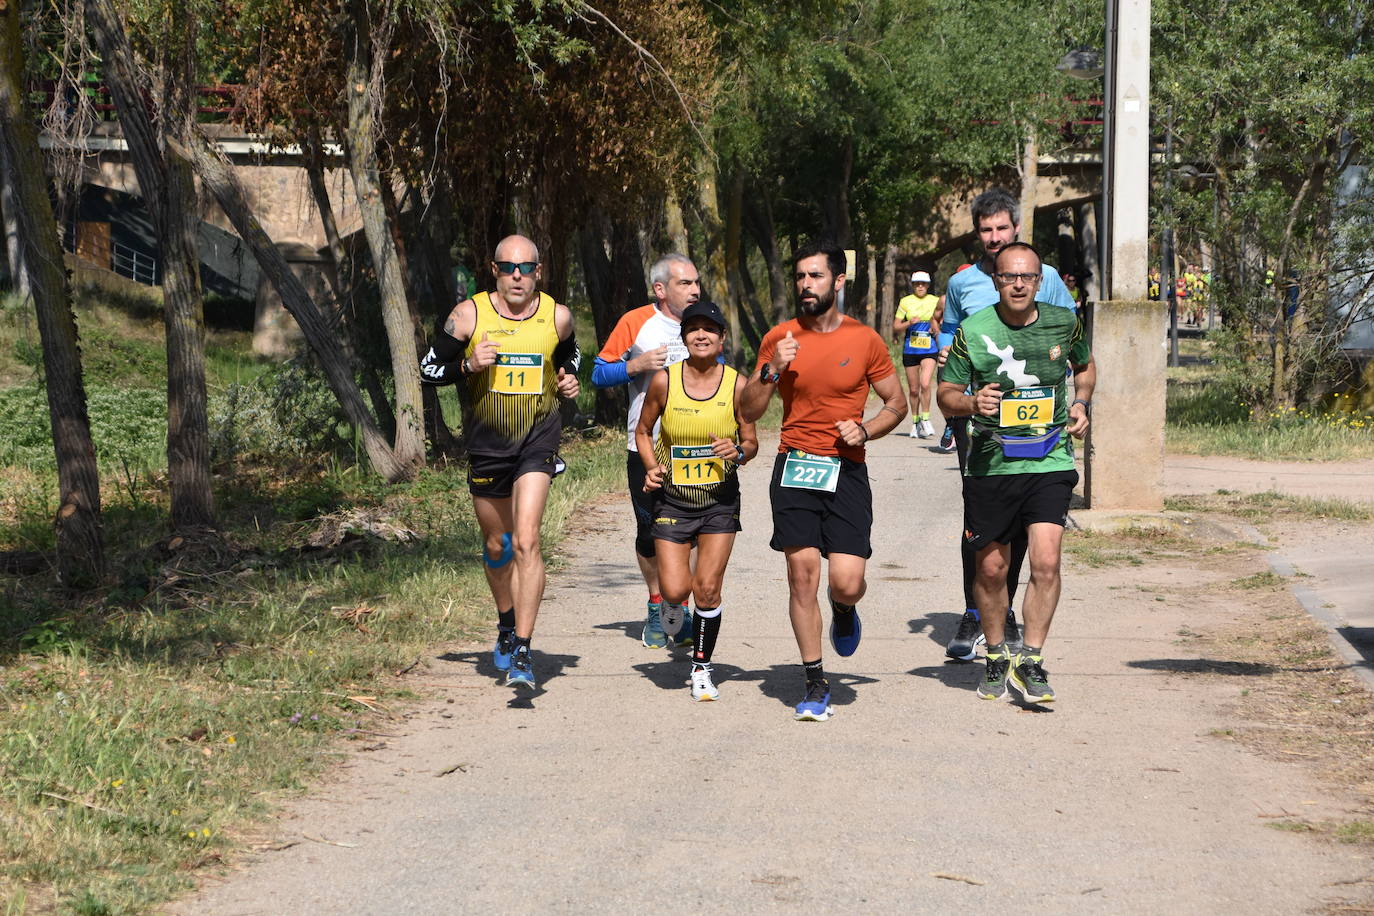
[919,419,936,438]
[910,422,922,438]
[690,665,720,701]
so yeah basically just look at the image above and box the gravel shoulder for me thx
[178,435,1374,914]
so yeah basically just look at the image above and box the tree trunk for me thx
[577,214,624,427]
[823,138,854,246]
[176,131,407,481]
[0,5,105,585]
[734,225,768,349]
[343,2,423,474]
[721,169,748,364]
[1018,126,1038,244]
[865,245,877,330]
[303,125,347,306]
[1076,203,1101,303]
[413,175,459,451]
[87,0,213,529]
[664,185,690,255]
[743,186,789,324]
[301,127,397,438]
[695,157,736,358]
[0,142,25,300]
[879,244,898,336]
[610,217,648,311]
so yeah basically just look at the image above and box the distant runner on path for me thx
[740,240,907,721]
[938,242,1095,703]
[419,234,582,691]
[593,254,702,650]
[938,188,1077,664]
[893,270,943,439]
[635,300,758,702]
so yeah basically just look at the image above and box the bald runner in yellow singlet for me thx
[419,234,581,691]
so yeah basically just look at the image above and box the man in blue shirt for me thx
[936,187,1078,664]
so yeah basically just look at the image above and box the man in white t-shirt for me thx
[593,254,701,648]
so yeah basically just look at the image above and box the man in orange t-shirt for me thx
[740,240,907,721]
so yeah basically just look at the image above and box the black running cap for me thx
[680,299,727,331]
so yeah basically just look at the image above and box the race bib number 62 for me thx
[999,386,1055,428]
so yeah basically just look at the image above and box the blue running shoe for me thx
[674,609,695,648]
[493,627,515,671]
[642,602,667,649]
[505,646,536,689]
[828,590,862,657]
[794,682,832,721]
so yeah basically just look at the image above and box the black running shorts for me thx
[961,469,1078,551]
[650,499,742,545]
[467,421,564,499]
[767,452,873,558]
[902,352,937,368]
[626,451,657,558]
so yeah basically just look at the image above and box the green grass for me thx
[1231,570,1286,590]
[1166,491,1374,522]
[0,431,626,913]
[1334,820,1374,845]
[0,282,778,912]
[1167,360,1374,460]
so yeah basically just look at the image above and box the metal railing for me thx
[110,240,159,286]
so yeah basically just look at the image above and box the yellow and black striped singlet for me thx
[465,291,561,456]
[653,362,740,508]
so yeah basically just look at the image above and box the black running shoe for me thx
[945,610,985,661]
[938,426,956,452]
[1004,609,1022,654]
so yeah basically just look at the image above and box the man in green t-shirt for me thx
[937,242,1096,704]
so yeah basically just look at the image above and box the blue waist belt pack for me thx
[990,426,1063,459]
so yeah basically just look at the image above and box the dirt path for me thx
[1165,455,1374,503]
[179,437,1374,914]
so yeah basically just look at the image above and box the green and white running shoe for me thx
[1010,653,1055,703]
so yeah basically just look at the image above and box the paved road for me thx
[182,431,1371,914]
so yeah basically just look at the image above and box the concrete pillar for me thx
[1083,298,1166,510]
[1105,0,1151,300]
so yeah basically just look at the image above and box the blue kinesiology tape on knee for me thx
[483,532,514,569]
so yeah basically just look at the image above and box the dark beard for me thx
[797,287,834,316]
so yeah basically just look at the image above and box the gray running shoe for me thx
[1010,653,1055,703]
[977,649,1011,700]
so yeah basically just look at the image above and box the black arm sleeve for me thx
[553,332,580,375]
[419,322,468,386]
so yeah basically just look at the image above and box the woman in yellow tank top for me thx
[635,301,758,702]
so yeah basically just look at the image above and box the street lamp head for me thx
[1057,47,1104,80]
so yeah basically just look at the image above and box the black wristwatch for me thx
[1072,398,1091,413]
[759,364,780,384]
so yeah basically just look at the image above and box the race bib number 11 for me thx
[491,353,544,395]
